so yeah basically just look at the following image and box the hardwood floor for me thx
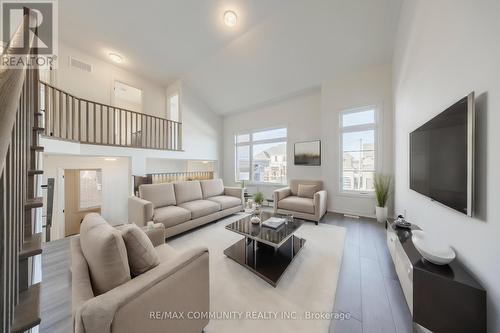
[38,212,411,333]
[325,212,412,333]
[40,237,72,333]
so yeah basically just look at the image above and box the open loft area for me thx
[0,1,498,333]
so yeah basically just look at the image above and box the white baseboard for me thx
[326,209,376,219]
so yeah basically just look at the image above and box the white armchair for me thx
[273,179,327,224]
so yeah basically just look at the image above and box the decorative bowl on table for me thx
[250,215,261,224]
[411,230,456,265]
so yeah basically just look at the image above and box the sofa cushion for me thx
[139,183,176,208]
[178,200,220,219]
[153,206,191,228]
[207,195,241,210]
[79,213,131,295]
[120,224,159,276]
[289,179,323,196]
[297,184,317,199]
[278,196,315,214]
[200,179,224,199]
[174,181,203,205]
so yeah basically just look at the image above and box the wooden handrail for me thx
[40,81,183,151]
[0,11,34,172]
[40,81,182,124]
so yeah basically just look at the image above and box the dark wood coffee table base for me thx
[223,235,306,287]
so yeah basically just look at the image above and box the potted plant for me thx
[374,174,392,223]
[253,192,264,214]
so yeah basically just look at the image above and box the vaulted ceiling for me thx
[59,0,402,114]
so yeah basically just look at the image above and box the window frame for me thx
[77,169,103,211]
[234,126,288,186]
[339,105,380,197]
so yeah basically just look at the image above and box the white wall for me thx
[179,82,223,164]
[145,158,188,173]
[393,1,500,331]
[145,159,215,174]
[222,89,322,199]
[42,155,131,240]
[321,65,394,217]
[54,43,167,118]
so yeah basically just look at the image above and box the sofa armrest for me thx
[274,187,291,201]
[273,187,291,212]
[142,223,165,247]
[74,247,210,333]
[128,196,154,227]
[224,186,244,203]
[314,190,327,219]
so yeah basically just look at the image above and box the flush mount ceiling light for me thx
[108,53,123,64]
[223,10,237,27]
[104,157,117,161]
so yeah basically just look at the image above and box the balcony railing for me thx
[148,171,214,184]
[133,171,214,195]
[40,81,182,150]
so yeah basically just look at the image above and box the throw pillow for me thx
[80,213,131,295]
[121,224,160,276]
[297,184,317,198]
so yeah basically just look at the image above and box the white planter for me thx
[375,206,388,223]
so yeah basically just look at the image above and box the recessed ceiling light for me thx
[108,53,123,64]
[223,10,237,27]
[104,157,117,161]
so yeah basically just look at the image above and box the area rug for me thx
[168,213,346,333]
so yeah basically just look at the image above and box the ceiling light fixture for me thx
[223,10,237,27]
[108,53,123,64]
[104,157,117,161]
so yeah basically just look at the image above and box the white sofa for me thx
[273,179,327,224]
[128,179,244,237]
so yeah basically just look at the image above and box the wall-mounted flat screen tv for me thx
[409,92,474,216]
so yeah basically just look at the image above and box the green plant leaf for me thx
[373,174,392,207]
[253,192,264,205]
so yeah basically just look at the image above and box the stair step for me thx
[28,169,43,176]
[19,233,42,259]
[30,146,44,152]
[24,197,43,210]
[11,283,41,333]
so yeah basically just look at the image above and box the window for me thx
[168,93,180,122]
[79,170,102,210]
[340,107,377,193]
[235,127,287,184]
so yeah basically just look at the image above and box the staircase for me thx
[0,9,44,332]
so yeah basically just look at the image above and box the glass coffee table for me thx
[224,211,306,287]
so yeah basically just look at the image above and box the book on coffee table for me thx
[262,217,286,229]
